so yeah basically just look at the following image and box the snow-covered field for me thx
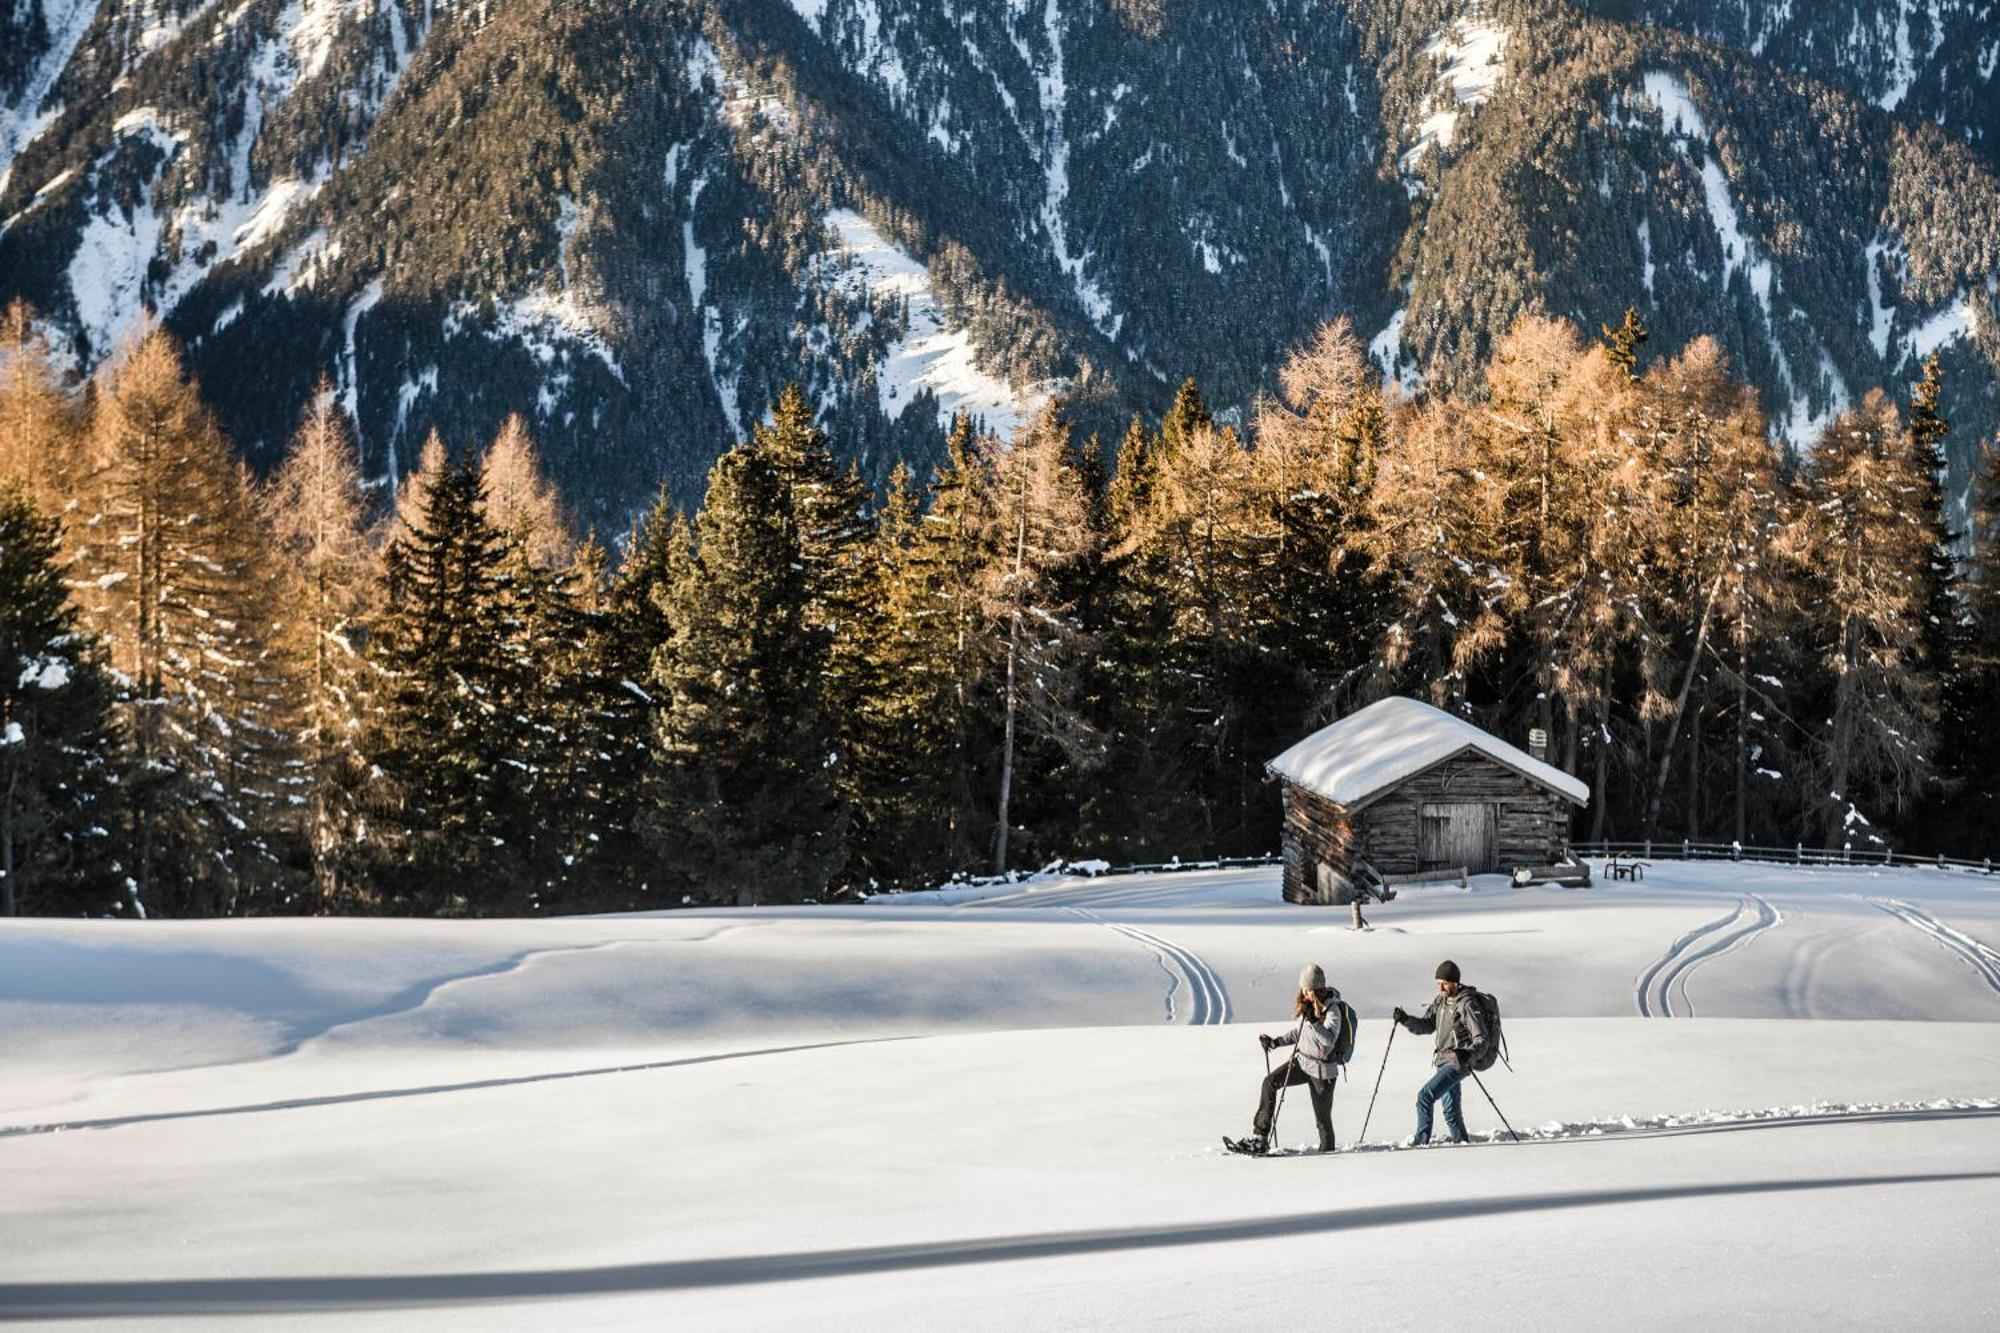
[4,861,1999,1327]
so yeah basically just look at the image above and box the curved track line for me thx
[1635,900,1743,1017]
[1662,894,1782,1017]
[1111,920,1232,1025]
[1872,899,2000,997]
[1068,909,1230,1024]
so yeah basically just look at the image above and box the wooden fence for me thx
[1570,840,1997,875]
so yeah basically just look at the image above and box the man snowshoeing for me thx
[1392,959,1488,1145]
[1236,964,1344,1155]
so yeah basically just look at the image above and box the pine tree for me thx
[646,440,844,904]
[368,453,525,910]
[67,328,292,916]
[0,487,125,916]
[265,381,379,911]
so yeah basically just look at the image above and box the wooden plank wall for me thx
[1280,783,1357,902]
[1352,754,1575,874]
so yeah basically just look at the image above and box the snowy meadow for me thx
[4,861,1999,1328]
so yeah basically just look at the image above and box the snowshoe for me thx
[1222,1134,1270,1156]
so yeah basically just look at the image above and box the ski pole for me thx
[1469,1069,1521,1143]
[1357,1019,1396,1146]
[1267,1016,1305,1148]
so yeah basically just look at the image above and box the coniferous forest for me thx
[4,298,1998,916]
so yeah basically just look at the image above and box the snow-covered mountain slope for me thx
[1593,0,2000,161]
[2,0,1998,528]
[2,861,1998,1325]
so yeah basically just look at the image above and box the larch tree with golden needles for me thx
[264,379,380,911]
[68,328,293,916]
[976,399,1098,872]
[1797,391,1939,847]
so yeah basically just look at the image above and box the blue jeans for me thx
[1415,1065,1467,1144]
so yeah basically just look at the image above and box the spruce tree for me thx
[536,531,654,909]
[646,440,844,905]
[368,453,525,910]
[897,414,995,873]
[1600,306,1651,382]
[479,416,576,899]
[753,384,874,867]
[1959,437,2000,804]
[0,487,125,915]
[1908,353,1967,780]
[841,463,960,886]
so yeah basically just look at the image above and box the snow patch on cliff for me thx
[0,0,103,194]
[1402,14,1508,170]
[822,208,1049,439]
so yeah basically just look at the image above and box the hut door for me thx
[1418,803,1498,873]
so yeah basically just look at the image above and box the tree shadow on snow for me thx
[5,1172,1998,1317]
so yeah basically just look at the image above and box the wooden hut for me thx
[1267,697,1589,902]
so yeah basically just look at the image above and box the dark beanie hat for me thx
[1435,959,1461,983]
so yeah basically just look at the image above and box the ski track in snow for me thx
[1635,895,1782,1018]
[1066,907,1229,1026]
[1871,899,2000,997]
[150,926,761,1073]
[0,1031,911,1141]
[1635,899,1741,1017]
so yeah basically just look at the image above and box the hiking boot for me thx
[1318,1135,1337,1153]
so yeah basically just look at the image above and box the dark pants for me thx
[1415,1064,1467,1144]
[1254,1058,1335,1147]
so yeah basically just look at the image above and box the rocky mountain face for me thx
[3,0,1997,531]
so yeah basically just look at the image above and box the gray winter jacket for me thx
[1272,988,1344,1081]
[1399,987,1488,1071]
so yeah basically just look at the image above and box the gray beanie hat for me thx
[1299,963,1327,991]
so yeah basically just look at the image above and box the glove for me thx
[1392,1006,1407,1024]
[1259,1034,1275,1051]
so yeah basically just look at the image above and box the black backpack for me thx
[1463,988,1506,1072]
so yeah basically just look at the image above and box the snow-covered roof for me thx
[1267,696,1590,809]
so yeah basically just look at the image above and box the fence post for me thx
[1795,843,1802,864]
[1939,851,1946,869]
[1986,858,1992,875]
[1644,839,1652,859]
